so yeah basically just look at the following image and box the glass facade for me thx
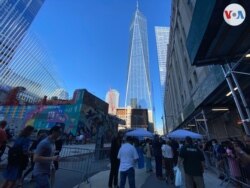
[0,32,66,100]
[0,0,45,67]
[0,0,66,102]
[155,27,170,99]
[125,7,152,110]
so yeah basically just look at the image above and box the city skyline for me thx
[29,0,171,132]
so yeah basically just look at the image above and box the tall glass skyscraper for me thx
[155,26,170,99]
[125,4,152,110]
[0,0,45,67]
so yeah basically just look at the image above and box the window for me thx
[184,58,189,70]
[189,79,193,90]
[193,71,198,83]
[181,94,184,104]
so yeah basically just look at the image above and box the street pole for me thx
[165,115,173,134]
[227,64,250,120]
[161,115,167,134]
[221,65,250,135]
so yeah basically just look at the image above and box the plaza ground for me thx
[0,144,235,188]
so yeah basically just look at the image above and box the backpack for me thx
[8,145,29,169]
[8,145,23,165]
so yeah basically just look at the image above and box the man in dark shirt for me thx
[152,135,163,179]
[178,136,205,188]
[108,131,123,188]
[169,138,179,166]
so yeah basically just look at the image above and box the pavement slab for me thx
[76,168,150,188]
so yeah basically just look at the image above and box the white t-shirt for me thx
[117,143,139,172]
[161,144,173,158]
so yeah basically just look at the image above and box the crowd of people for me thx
[203,136,250,187]
[0,120,64,188]
[108,131,250,188]
[108,132,203,188]
[1,119,250,188]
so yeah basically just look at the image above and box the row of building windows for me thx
[166,0,202,115]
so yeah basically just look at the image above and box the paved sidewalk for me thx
[0,144,237,188]
[76,168,235,188]
[76,168,150,188]
[141,170,235,188]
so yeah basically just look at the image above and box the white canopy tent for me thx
[166,129,203,139]
[125,128,154,138]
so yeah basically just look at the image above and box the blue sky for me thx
[29,0,171,132]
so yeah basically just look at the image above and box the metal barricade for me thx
[204,151,250,188]
[59,146,110,185]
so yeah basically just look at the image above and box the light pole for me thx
[161,115,166,134]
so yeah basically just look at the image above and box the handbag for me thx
[174,166,182,186]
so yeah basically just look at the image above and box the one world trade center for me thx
[125,2,153,111]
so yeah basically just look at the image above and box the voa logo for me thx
[223,3,246,26]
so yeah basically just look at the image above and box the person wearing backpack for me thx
[1,126,34,188]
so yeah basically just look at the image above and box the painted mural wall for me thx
[0,89,117,142]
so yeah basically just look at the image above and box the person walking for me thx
[1,126,34,188]
[178,136,205,188]
[118,136,139,188]
[144,138,153,172]
[33,125,62,188]
[169,138,179,166]
[152,135,163,179]
[21,130,47,183]
[0,120,8,161]
[161,140,174,184]
[108,131,123,188]
[134,138,144,169]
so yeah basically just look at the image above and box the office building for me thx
[125,3,153,110]
[105,89,119,115]
[0,33,66,101]
[116,107,148,130]
[165,0,250,139]
[0,0,45,67]
[155,26,170,99]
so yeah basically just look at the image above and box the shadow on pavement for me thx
[141,174,175,188]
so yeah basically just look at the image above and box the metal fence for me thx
[58,146,110,185]
[204,151,250,188]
